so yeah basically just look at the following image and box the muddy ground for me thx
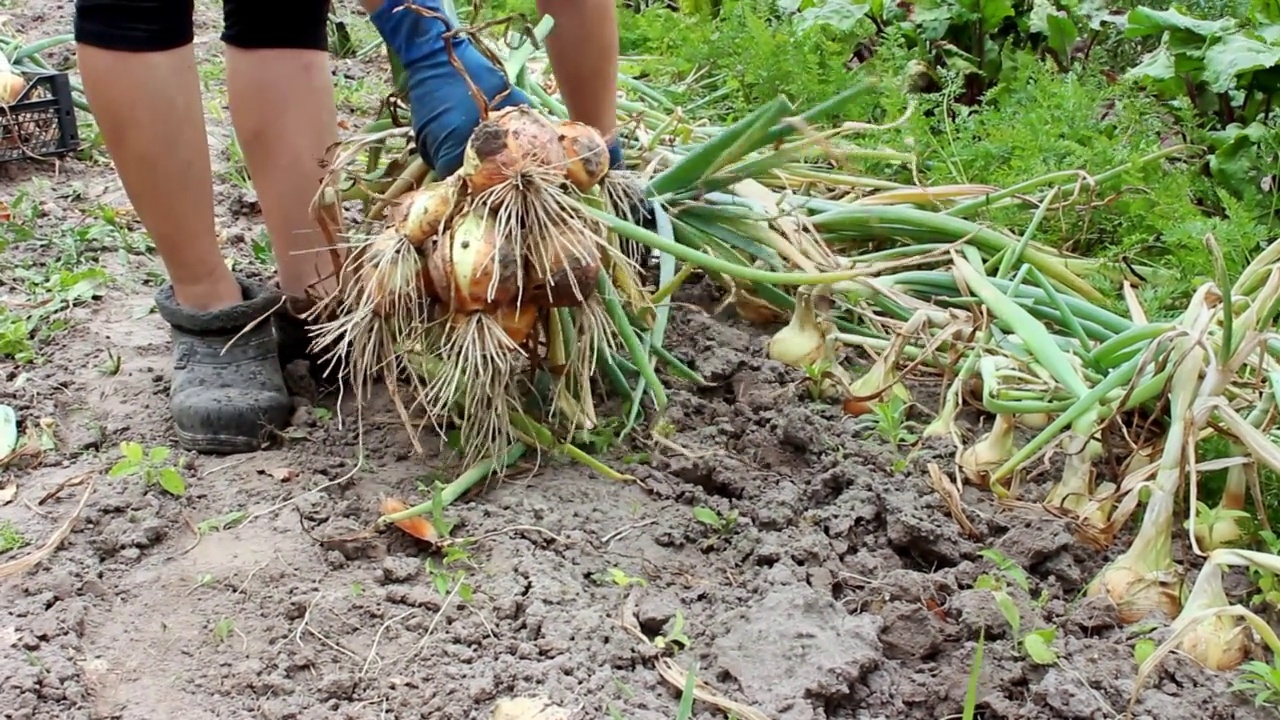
[0,2,1274,719]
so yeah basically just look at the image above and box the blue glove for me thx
[370,0,530,177]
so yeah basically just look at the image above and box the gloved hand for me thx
[370,0,531,177]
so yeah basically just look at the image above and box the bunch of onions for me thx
[1132,548,1280,705]
[307,105,641,467]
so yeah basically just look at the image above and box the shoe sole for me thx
[175,429,264,456]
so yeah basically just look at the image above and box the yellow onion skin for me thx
[1087,567,1181,624]
[463,107,567,195]
[1179,618,1252,671]
[432,210,520,314]
[358,233,425,318]
[557,121,610,192]
[393,179,458,247]
[492,302,540,345]
[528,233,602,308]
[0,73,26,105]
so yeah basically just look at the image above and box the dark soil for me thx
[0,2,1274,719]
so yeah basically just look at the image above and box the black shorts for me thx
[74,0,331,53]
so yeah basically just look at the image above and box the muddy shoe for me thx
[154,279,293,454]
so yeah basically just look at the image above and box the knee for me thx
[74,0,196,52]
[222,0,330,52]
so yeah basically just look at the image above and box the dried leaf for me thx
[0,482,14,505]
[379,497,439,542]
[266,467,298,482]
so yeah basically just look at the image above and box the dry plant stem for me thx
[420,314,527,469]
[0,476,95,578]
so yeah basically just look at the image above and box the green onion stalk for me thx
[1085,286,1220,623]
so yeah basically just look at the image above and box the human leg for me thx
[534,0,619,146]
[221,0,345,373]
[221,0,340,305]
[74,0,292,454]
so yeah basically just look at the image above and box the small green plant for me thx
[962,628,984,720]
[427,544,476,602]
[1250,530,1280,607]
[652,610,692,653]
[974,549,1059,665]
[1233,659,1280,708]
[692,505,739,543]
[109,441,187,497]
[600,567,649,587]
[196,510,246,535]
[1133,637,1157,666]
[0,520,28,554]
[212,617,235,644]
[802,359,830,402]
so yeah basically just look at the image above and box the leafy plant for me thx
[1124,3,1280,201]
[109,441,187,497]
[1232,658,1280,707]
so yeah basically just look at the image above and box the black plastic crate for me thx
[0,72,80,164]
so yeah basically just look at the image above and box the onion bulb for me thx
[355,229,427,316]
[392,178,459,247]
[1172,553,1253,671]
[767,290,828,368]
[1087,341,1204,623]
[461,106,567,195]
[491,302,539,345]
[1016,412,1053,430]
[958,414,1016,484]
[527,229,602,308]
[430,209,519,313]
[557,120,609,192]
[0,52,24,106]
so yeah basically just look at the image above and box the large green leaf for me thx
[1208,122,1269,195]
[958,0,1015,30]
[1202,34,1280,93]
[1124,6,1235,39]
[1126,44,1178,82]
[796,0,871,31]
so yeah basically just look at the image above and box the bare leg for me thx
[76,44,240,311]
[224,47,340,300]
[536,0,619,137]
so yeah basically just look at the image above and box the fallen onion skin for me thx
[556,120,610,192]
